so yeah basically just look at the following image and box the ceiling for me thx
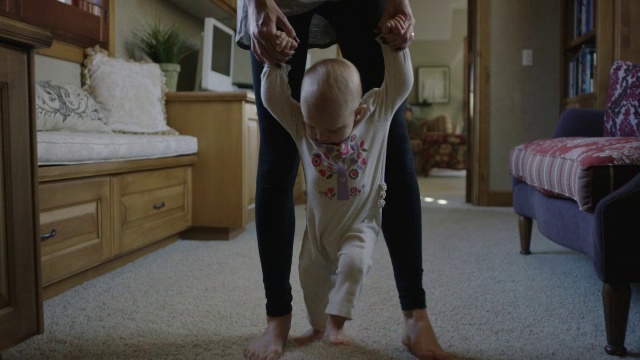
[410,0,468,41]
[169,0,235,27]
[170,0,468,41]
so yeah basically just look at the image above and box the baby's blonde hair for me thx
[300,58,362,119]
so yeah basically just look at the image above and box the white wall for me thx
[35,56,82,87]
[488,0,560,191]
[408,8,467,131]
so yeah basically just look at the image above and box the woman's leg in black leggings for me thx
[320,0,426,312]
[244,14,318,360]
[250,12,313,318]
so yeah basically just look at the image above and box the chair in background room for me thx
[416,114,467,176]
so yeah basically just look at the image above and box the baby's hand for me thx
[275,30,297,53]
[383,14,407,35]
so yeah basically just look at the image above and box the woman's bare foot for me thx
[325,314,351,345]
[402,309,450,360]
[244,313,292,360]
[293,327,324,345]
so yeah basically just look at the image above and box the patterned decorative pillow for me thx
[35,80,112,133]
[604,60,640,137]
[82,45,176,135]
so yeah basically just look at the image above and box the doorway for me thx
[411,0,471,207]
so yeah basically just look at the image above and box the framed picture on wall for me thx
[417,66,450,104]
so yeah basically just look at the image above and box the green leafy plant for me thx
[130,20,197,64]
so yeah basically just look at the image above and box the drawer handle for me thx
[40,229,58,241]
[153,201,166,210]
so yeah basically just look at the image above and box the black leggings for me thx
[251,0,425,317]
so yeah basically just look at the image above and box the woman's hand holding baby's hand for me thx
[384,14,407,35]
[247,0,297,65]
[378,0,416,51]
[275,30,297,53]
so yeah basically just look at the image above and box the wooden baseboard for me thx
[487,191,513,207]
[180,226,245,241]
[43,236,178,300]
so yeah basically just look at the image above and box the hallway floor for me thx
[417,168,467,208]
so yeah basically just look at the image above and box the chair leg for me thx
[518,216,532,255]
[423,164,431,176]
[602,283,631,356]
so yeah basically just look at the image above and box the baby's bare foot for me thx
[402,309,450,360]
[325,327,351,345]
[244,314,291,360]
[325,314,351,345]
[293,327,324,345]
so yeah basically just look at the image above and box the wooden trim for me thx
[108,0,115,56]
[469,0,491,205]
[166,91,255,102]
[614,0,640,63]
[38,155,197,182]
[464,0,475,204]
[180,226,245,241]
[27,46,45,334]
[0,15,53,48]
[487,191,512,207]
[558,0,567,114]
[35,39,84,63]
[596,0,614,110]
[43,235,178,300]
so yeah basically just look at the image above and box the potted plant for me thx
[129,19,197,92]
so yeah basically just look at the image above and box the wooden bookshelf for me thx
[560,0,640,111]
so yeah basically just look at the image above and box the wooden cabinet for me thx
[0,16,52,352]
[37,157,195,298]
[560,0,640,110]
[166,91,259,240]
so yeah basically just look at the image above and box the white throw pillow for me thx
[35,80,112,133]
[82,45,175,134]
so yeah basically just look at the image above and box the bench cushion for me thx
[38,131,197,165]
[509,137,640,211]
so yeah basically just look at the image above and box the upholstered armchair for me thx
[508,60,640,356]
[415,114,467,176]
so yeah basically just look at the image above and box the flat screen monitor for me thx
[198,17,235,92]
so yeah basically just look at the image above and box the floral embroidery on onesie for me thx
[313,134,367,200]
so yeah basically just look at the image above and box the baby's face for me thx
[303,108,355,145]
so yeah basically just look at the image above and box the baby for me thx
[261,15,413,345]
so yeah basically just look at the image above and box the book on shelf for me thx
[567,45,596,98]
[573,0,595,37]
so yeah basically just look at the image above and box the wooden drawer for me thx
[113,166,192,253]
[39,177,112,285]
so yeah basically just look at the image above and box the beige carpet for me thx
[4,171,639,359]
